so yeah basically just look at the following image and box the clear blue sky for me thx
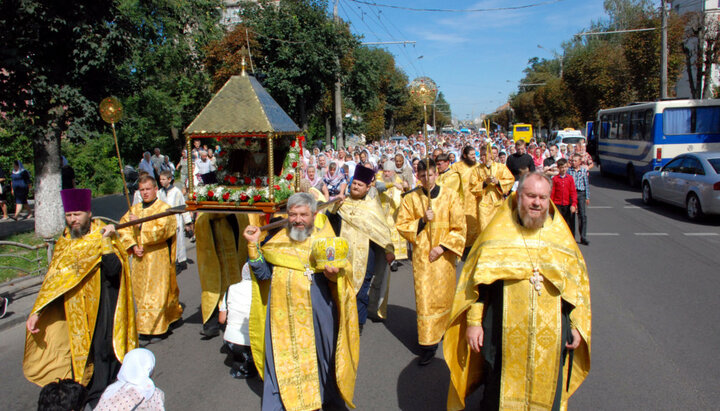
[332,0,610,121]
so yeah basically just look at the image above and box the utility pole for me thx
[333,0,344,149]
[661,0,668,99]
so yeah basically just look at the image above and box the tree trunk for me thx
[684,44,698,99]
[33,116,65,239]
[325,116,331,148]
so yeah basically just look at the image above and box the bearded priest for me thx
[244,193,359,411]
[327,165,395,331]
[23,189,137,408]
[444,172,591,411]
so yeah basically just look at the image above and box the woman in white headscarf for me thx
[95,348,165,411]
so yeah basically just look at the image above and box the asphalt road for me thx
[1,172,719,410]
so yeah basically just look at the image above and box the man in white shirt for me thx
[158,171,192,271]
[219,263,257,379]
[138,152,154,176]
[194,150,214,185]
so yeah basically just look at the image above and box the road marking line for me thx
[588,206,612,209]
[634,232,668,236]
[683,233,719,236]
[588,233,620,236]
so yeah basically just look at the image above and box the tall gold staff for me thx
[99,97,132,211]
[409,77,438,247]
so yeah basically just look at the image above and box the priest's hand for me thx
[323,265,340,281]
[423,208,434,222]
[566,328,582,350]
[132,245,144,258]
[429,246,444,262]
[128,214,138,222]
[26,313,40,334]
[243,225,261,243]
[385,252,395,264]
[101,225,116,237]
[466,325,484,353]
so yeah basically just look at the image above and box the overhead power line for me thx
[576,27,657,36]
[345,0,566,13]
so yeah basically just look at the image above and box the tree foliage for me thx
[509,0,687,134]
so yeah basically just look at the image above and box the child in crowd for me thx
[219,263,257,379]
[550,158,577,226]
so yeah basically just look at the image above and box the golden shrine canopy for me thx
[184,72,301,137]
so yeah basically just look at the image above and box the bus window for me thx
[696,107,720,133]
[618,112,629,140]
[600,115,610,139]
[630,110,647,141]
[644,110,654,141]
[664,108,692,135]
[609,113,618,139]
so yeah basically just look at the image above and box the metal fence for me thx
[0,240,49,277]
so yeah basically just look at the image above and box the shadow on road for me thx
[396,357,449,410]
[590,171,639,193]
[184,306,204,324]
[384,305,420,355]
[624,197,720,226]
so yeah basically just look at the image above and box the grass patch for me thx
[0,232,50,283]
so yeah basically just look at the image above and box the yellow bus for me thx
[512,124,533,143]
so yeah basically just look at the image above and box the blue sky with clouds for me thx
[332,0,611,121]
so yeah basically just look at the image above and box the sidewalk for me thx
[0,194,128,332]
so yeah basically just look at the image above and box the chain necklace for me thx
[519,223,544,296]
[288,233,315,282]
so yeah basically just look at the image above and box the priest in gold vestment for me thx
[450,145,481,249]
[396,159,466,365]
[118,175,181,340]
[444,172,591,411]
[435,152,463,197]
[195,213,263,338]
[23,189,137,408]
[245,193,359,411]
[470,147,515,233]
[328,165,395,330]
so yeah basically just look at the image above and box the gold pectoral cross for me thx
[529,268,544,296]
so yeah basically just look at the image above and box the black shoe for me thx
[0,295,9,319]
[418,348,436,366]
[390,261,398,272]
[201,325,220,339]
[175,261,187,273]
[581,239,589,246]
[358,323,364,336]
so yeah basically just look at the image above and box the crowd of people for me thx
[23,130,592,411]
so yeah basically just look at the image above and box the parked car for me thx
[641,152,720,220]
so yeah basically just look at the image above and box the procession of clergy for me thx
[22,133,591,411]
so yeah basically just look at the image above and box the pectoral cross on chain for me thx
[529,268,544,296]
[304,267,314,282]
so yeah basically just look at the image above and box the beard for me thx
[69,220,92,239]
[462,156,476,166]
[288,222,313,242]
[517,198,548,231]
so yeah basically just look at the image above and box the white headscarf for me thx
[103,348,157,400]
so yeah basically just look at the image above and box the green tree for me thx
[239,0,358,130]
[0,0,134,236]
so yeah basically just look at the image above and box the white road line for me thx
[634,232,669,236]
[587,233,620,236]
[683,233,719,236]
[588,206,612,209]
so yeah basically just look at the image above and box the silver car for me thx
[642,152,720,220]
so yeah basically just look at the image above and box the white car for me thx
[641,152,720,220]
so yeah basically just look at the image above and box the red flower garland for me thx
[222,192,230,201]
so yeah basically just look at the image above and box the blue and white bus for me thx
[596,99,720,186]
